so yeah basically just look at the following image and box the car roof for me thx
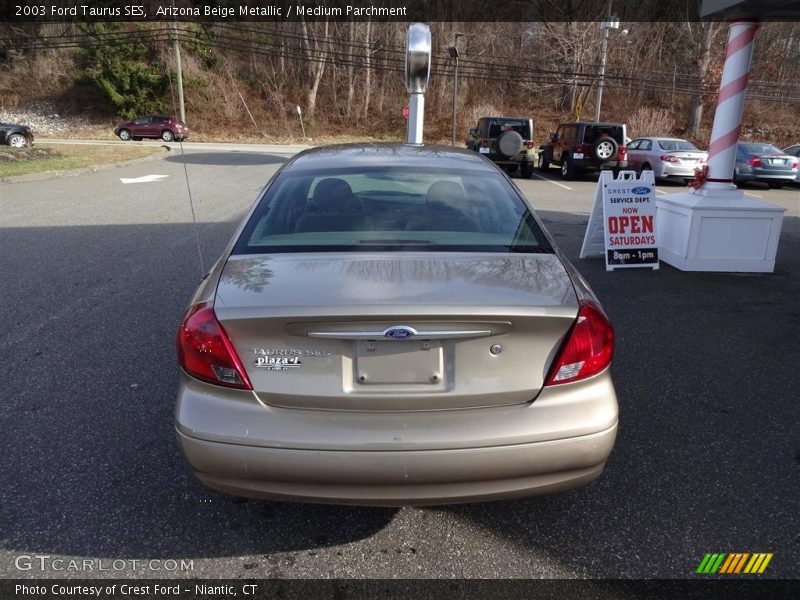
[568,121,624,127]
[482,116,530,122]
[284,143,500,173]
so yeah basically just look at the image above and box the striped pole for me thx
[703,20,759,191]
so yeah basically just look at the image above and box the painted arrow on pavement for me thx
[120,175,169,184]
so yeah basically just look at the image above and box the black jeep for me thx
[466,117,536,178]
[539,121,628,180]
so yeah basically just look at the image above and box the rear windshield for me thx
[583,125,624,145]
[740,143,782,155]
[488,122,530,138]
[233,167,552,254]
[657,139,697,151]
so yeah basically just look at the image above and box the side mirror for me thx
[550,133,558,142]
[469,128,478,137]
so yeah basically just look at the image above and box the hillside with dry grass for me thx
[1,21,798,147]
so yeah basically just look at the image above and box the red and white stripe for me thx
[703,20,759,189]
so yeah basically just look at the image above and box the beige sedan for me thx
[175,143,618,505]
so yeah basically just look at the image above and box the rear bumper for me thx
[175,371,618,505]
[572,159,627,170]
[660,164,699,179]
[178,426,615,505]
[736,167,797,182]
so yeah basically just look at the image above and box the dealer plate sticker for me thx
[479,147,490,154]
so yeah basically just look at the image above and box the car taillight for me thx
[545,300,615,386]
[791,161,798,169]
[480,139,489,148]
[618,146,627,160]
[660,154,678,162]
[177,302,252,390]
[526,141,535,149]
[748,157,761,167]
[577,143,591,153]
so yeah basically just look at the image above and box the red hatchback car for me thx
[114,115,188,142]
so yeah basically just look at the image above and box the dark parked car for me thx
[539,121,628,180]
[0,122,34,148]
[466,117,536,178]
[734,142,798,188]
[114,115,188,142]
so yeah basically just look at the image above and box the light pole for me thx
[594,0,618,123]
[449,33,464,146]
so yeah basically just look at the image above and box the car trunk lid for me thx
[215,253,578,411]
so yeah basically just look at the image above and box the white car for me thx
[626,137,707,182]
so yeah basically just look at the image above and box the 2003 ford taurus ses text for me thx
[175,144,618,505]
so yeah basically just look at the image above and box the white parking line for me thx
[744,192,763,198]
[530,172,573,190]
[655,189,667,195]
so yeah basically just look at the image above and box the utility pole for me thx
[449,33,464,146]
[595,0,617,122]
[171,0,186,123]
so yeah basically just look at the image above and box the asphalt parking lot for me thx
[1,143,798,579]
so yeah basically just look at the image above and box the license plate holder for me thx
[355,340,443,385]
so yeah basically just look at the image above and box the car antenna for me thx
[166,45,205,278]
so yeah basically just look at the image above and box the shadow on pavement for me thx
[165,152,288,166]
[446,210,800,576]
[1,222,396,563]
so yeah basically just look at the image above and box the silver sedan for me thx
[626,137,707,182]
[782,144,800,184]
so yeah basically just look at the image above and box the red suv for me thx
[114,115,188,142]
[539,121,627,180]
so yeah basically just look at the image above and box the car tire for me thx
[521,162,534,178]
[7,133,27,148]
[132,136,143,141]
[641,162,652,175]
[592,137,618,162]
[161,129,175,142]
[540,155,550,171]
[561,155,575,180]
[496,130,524,159]
[118,129,132,141]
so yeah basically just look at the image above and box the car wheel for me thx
[521,162,534,178]
[539,156,550,172]
[592,137,618,162]
[7,133,27,148]
[161,129,175,142]
[641,162,652,175]
[561,156,575,180]
[118,129,132,141]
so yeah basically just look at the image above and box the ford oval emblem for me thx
[631,186,651,195]
[383,326,417,340]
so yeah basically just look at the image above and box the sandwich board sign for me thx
[580,170,659,271]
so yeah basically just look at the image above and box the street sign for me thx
[402,104,410,120]
[580,170,659,271]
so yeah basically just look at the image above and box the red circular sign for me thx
[402,105,409,120]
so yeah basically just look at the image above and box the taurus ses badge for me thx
[383,326,417,340]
